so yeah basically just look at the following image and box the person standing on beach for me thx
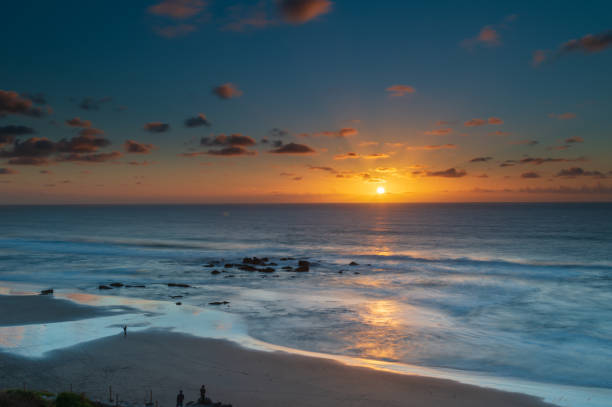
[123,325,127,337]
[176,390,184,407]
[199,385,206,403]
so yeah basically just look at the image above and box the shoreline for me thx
[0,290,607,406]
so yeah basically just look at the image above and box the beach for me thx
[0,293,555,407]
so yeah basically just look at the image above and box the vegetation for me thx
[0,391,96,407]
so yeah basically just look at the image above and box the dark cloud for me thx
[23,93,47,105]
[78,97,111,111]
[212,83,242,99]
[144,122,170,133]
[57,134,111,153]
[561,30,612,54]
[8,157,50,166]
[278,0,332,24]
[470,156,493,163]
[184,113,211,127]
[270,128,289,138]
[124,140,155,154]
[201,134,256,147]
[0,126,36,147]
[56,152,122,163]
[555,167,606,178]
[425,168,467,178]
[308,165,336,173]
[521,172,540,179]
[519,157,585,165]
[0,90,46,117]
[315,128,358,138]
[269,142,315,154]
[206,146,256,156]
[0,137,56,158]
[0,168,18,175]
[66,117,92,128]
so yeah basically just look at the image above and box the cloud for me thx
[0,168,18,175]
[308,165,336,173]
[462,26,500,49]
[292,176,303,181]
[57,134,111,153]
[556,167,606,178]
[359,141,379,147]
[212,83,242,99]
[425,168,467,178]
[206,146,256,156]
[0,125,36,146]
[490,130,510,136]
[533,30,612,66]
[56,152,123,163]
[0,90,46,117]
[269,142,315,154]
[375,167,396,173]
[521,171,540,179]
[7,157,50,166]
[184,113,211,127]
[363,153,390,159]
[470,156,493,163]
[125,140,155,154]
[560,30,612,54]
[532,50,548,67]
[425,128,452,135]
[334,152,360,160]
[512,139,539,146]
[565,136,584,144]
[78,97,111,111]
[144,122,170,133]
[520,157,585,165]
[0,137,56,158]
[278,0,332,24]
[464,118,487,127]
[270,128,289,138]
[223,2,275,31]
[154,24,198,38]
[23,93,47,105]
[148,0,205,19]
[78,128,105,137]
[386,85,415,97]
[65,117,91,128]
[464,117,503,127]
[406,144,456,150]
[549,112,576,120]
[201,134,256,147]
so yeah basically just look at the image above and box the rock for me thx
[349,261,359,266]
[167,283,191,288]
[338,270,343,274]
[110,282,124,288]
[211,270,221,275]
[280,257,295,261]
[209,301,230,305]
[224,264,233,268]
[224,275,235,278]
[125,285,146,288]
[176,302,182,305]
[98,285,112,290]
[294,260,310,272]
[258,267,275,273]
[238,265,256,271]
[282,266,293,271]
[354,271,360,275]
[40,289,53,295]
[269,262,277,266]
[243,257,266,265]
[170,295,183,299]
[298,260,310,267]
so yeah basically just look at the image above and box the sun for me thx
[376,186,386,195]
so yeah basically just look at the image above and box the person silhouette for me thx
[199,385,206,403]
[123,325,127,337]
[176,390,184,407]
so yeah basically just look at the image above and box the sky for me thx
[1,0,612,203]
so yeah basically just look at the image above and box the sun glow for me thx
[376,186,385,194]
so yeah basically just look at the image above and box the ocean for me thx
[0,203,611,396]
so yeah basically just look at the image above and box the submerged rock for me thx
[349,261,359,266]
[211,270,221,275]
[176,302,182,305]
[258,267,275,273]
[98,285,112,290]
[40,289,54,295]
[238,265,256,271]
[125,284,146,288]
[295,260,310,272]
[209,301,230,305]
[167,283,191,288]
[110,282,124,288]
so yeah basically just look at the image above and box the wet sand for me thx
[0,295,556,407]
